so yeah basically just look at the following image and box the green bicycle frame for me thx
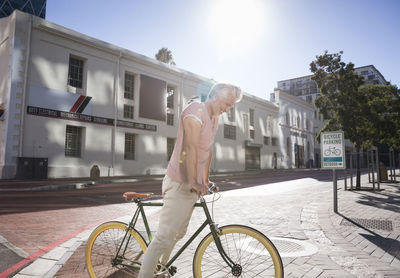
[113,196,236,271]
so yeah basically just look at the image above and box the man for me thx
[138,82,242,278]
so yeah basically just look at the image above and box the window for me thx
[124,105,134,119]
[124,133,135,160]
[272,137,278,146]
[167,86,174,108]
[68,56,84,88]
[249,109,254,127]
[297,116,301,128]
[243,114,249,138]
[167,113,174,126]
[306,119,310,131]
[286,137,290,155]
[124,72,135,100]
[264,136,270,145]
[65,125,83,157]
[224,124,236,140]
[167,138,175,161]
[250,129,255,139]
[227,105,235,122]
[286,112,290,125]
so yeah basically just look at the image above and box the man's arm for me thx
[203,149,213,186]
[183,117,208,195]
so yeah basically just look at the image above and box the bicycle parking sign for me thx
[321,131,345,169]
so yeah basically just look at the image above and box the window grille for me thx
[124,73,135,100]
[250,129,255,139]
[124,105,134,119]
[68,57,84,88]
[125,133,135,160]
[167,113,174,126]
[224,124,236,140]
[65,125,82,157]
[264,136,270,145]
[167,86,174,108]
[249,109,254,127]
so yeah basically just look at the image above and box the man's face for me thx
[213,91,236,116]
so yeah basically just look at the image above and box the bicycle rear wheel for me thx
[193,225,283,277]
[86,221,147,278]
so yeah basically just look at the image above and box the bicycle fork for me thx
[201,201,239,274]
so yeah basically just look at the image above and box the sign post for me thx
[321,131,346,213]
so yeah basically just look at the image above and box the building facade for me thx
[2,11,314,179]
[271,89,320,169]
[276,65,388,104]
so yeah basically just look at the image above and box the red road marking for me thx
[0,213,127,278]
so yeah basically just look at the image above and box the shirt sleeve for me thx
[181,102,204,125]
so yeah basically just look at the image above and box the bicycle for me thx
[85,184,284,277]
[324,146,341,156]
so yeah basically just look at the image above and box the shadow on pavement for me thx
[337,213,400,261]
[360,233,400,261]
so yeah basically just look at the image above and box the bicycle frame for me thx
[113,196,236,271]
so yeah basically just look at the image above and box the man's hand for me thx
[191,183,209,196]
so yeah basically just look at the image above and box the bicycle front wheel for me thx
[193,225,283,278]
[86,221,147,278]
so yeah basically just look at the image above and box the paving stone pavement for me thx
[7,173,400,277]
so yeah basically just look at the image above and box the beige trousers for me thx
[138,175,198,278]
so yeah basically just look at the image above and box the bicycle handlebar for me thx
[190,182,219,195]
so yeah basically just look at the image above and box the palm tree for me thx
[155,47,176,65]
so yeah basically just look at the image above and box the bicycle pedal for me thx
[168,265,177,276]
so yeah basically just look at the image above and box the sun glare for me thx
[208,0,265,55]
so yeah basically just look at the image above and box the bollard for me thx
[90,165,100,180]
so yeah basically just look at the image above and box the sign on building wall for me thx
[321,131,345,169]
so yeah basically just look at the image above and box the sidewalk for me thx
[3,172,400,277]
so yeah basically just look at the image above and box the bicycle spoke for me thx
[194,226,282,277]
[86,222,146,278]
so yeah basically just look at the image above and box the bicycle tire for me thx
[193,225,283,278]
[86,221,147,278]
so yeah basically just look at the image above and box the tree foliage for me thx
[359,84,400,149]
[310,50,400,189]
[310,51,364,148]
[155,47,176,65]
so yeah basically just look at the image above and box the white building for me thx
[0,11,313,179]
[276,65,388,104]
[271,89,320,168]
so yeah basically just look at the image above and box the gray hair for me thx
[207,82,243,103]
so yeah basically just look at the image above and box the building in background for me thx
[0,0,46,18]
[276,65,388,104]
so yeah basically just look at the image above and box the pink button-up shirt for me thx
[166,101,219,185]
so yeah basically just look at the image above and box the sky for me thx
[46,0,399,100]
